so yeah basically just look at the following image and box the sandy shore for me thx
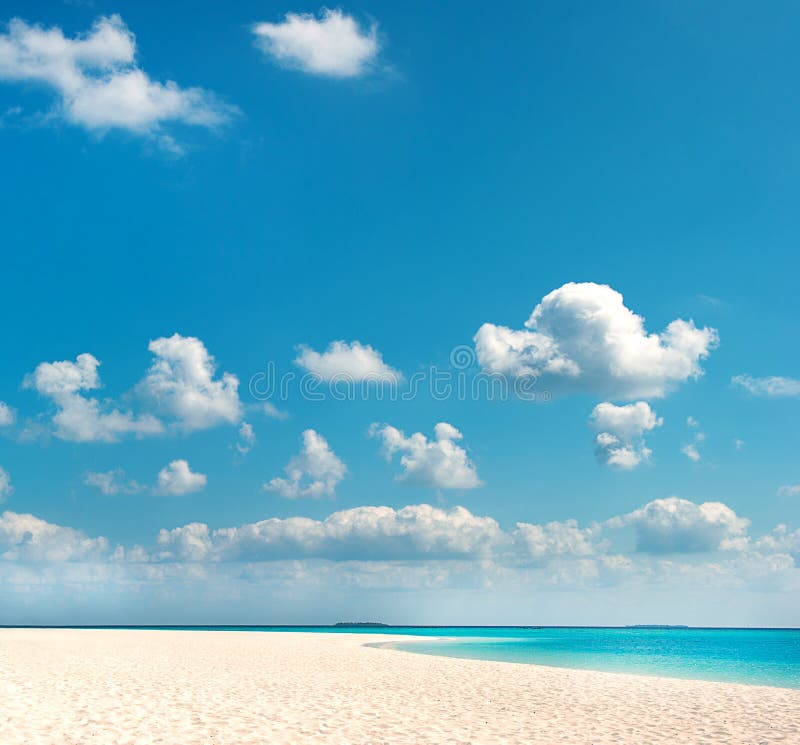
[1,629,798,744]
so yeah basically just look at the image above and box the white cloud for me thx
[591,402,663,440]
[589,401,662,469]
[235,422,256,456]
[4,498,800,603]
[295,340,401,383]
[755,525,800,558]
[24,353,162,442]
[734,438,746,452]
[543,553,638,589]
[252,9,379,78]
[84,469,142,496]
[156,460,207,496]
[151,498,762,568]
[370,422,482,489]
[139,334,242,432]
[156,521,212,561]
[592,434,642,469]
[0,510,109,561]
[0,467,12,502]
[681,417,705,462]
[265,429,346,499]
[158,504,502,562]
[778,484,800,497]
[732,374,800,398]
[513,519,603,562]
[611,497,750,554]
[681,444,701,462]
[260,402,289,420]
[0,401,15,427]
[474,282,718,400]
[0,15,233,145]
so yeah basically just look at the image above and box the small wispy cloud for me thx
[681,444,701,463]
[732,374,800,398]
[260,402,290,420]
[0,466,13,502]
[0,401,15,427]
[235,422,256,456]
[681,417,706,463]
[696,294,725,308]
[84,469,143,496]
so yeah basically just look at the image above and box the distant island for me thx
[334,622,390,628]
[626,625,690,629]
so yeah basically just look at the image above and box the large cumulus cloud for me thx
[474,282,718,400]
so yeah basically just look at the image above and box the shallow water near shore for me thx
[385,627,800,689]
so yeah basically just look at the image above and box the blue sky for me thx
[0,0,799,626]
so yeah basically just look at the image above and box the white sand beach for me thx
[1,629,798,744]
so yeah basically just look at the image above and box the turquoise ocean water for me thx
[27,625,800,689]
[383,627,800,689]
